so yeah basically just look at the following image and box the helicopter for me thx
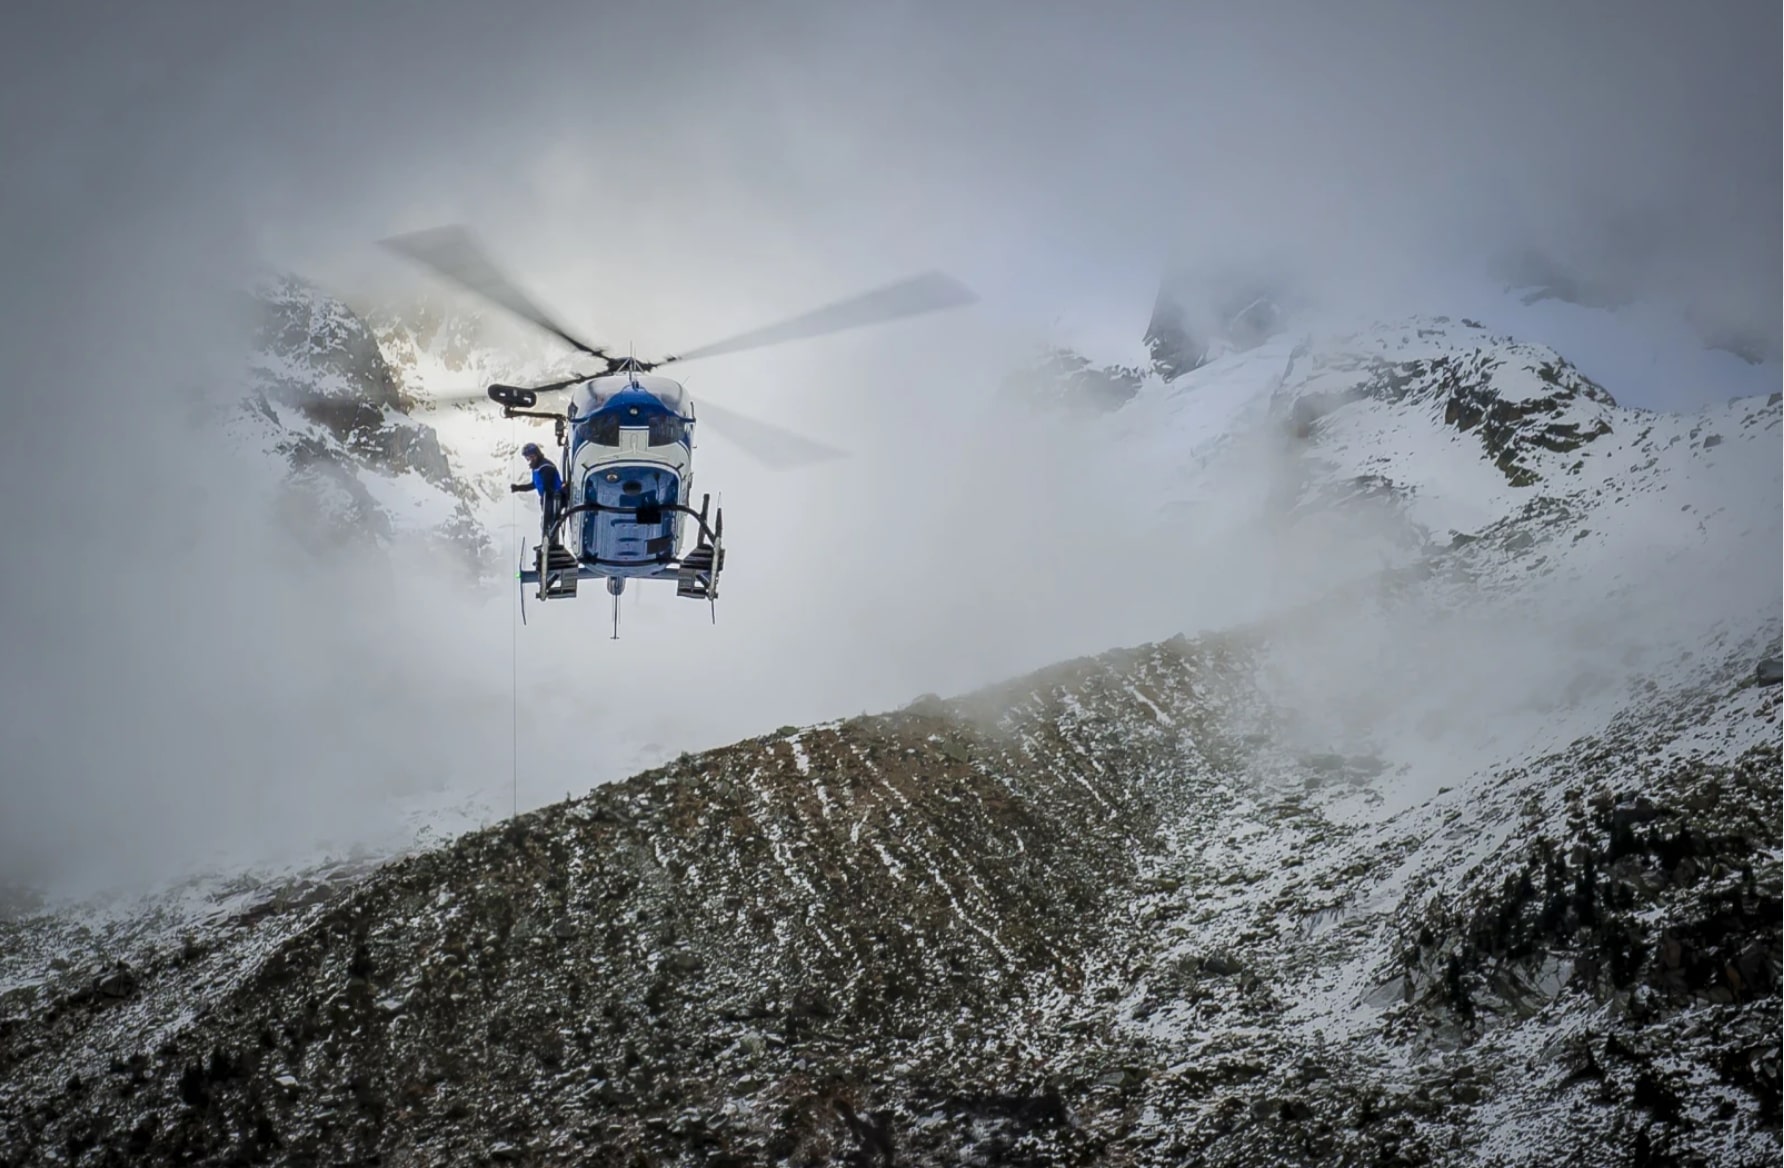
[379,226,975,636]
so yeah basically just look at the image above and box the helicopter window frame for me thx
[647,414,686,447]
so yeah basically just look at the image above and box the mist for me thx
[1,0,1776,894]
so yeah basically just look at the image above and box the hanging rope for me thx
[510,414,519,821]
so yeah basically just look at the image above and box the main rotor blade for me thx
[659,271,975,367]
[406,386,490,406]
[406,377,584,408]
[692,398,847,469]
[511,374,590,394]
[379,225,610,361]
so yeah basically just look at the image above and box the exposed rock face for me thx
[1276,321,1618,488]
[236,274,490,570]
[349,286,592,526]
[1144,266,1289,381]
[997,347,1145,415]
[357,293,496,392]
[250,274,410,415]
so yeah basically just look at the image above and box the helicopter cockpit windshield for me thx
[572,377,687,413]
[646,414,685,446]
[570,377,689,448]
[578,413,623,445]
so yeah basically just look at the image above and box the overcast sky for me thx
[1,0,1777,893]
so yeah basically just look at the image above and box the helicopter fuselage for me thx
[557,373,697,581]
[380,223,971,628]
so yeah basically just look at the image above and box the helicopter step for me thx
[675,545,724,601]
[536,541,580,600]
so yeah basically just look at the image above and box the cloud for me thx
[0,0,1774,892]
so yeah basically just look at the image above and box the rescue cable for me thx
[510,416,519,821]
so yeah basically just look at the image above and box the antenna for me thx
[607,576,624,639]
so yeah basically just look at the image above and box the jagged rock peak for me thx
[1145,263,1293,381]
[1273,318,1620,487]
[248,271,408,414]
[233,273,492,570]
[997,346,1146,415]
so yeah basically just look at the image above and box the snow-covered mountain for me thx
[996,345,1147,416]
[353,288,583,524]
[1,286,1776,1165]
[228,273,494,572]
[1143,264,1292,381]
[213,273,612,584]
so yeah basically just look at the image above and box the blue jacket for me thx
[532,462,563,497]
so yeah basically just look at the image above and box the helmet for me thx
[521,442,542,459]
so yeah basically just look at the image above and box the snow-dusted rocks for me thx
[997,347,1147,416]
[234,274,490,568]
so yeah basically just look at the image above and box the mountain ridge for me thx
[1,607,1774,1164]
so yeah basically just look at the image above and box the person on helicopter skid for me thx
[511,442,566,542]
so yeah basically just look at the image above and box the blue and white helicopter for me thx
[381,226,975,635]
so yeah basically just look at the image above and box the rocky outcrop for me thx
[1275,322,1618,488]
[239,274,490,569]
[1144,266,1289,381]
[998,347,1145,415]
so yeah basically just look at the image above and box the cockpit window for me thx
[647,414,686,446]
[577,414,622,446]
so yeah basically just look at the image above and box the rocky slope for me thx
[1,312,1777,1166]
[1,632,1772,1166]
